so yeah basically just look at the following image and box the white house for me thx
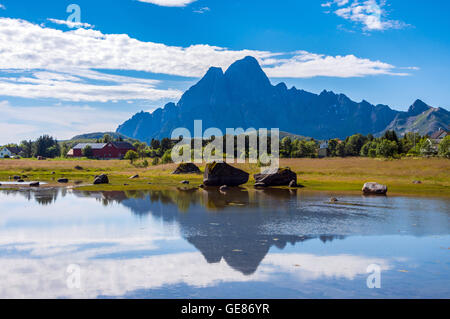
[0,146,21,158]
[0,147,12,158]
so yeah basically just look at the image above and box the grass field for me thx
[0,157,448,196]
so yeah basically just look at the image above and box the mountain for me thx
[117,56,449,142]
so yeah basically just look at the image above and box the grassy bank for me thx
[0,157,448,196]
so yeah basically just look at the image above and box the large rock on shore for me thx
[203,162,249,187]
[93,174,109,185]
[254,167,297,187]
[172,163,201,174]
[362,182,388,195]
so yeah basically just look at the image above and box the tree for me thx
[124,150,139,163]
[328,139,339,157]
[82,145,93,158]
[150,138,161,150]
[161,138,172,152]
[133,142,147,159]
[376,139,398,158]
[33,135,59,158]
[280,137,292,158]
[19,140,33,158]
[345,134,367,156]
[161,149,173,164]
[102,134,112,143]
[438,136,450,158]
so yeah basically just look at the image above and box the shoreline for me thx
[0,157,449,197]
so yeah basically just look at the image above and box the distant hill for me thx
[117,56,449,142]
[69,132,132,141]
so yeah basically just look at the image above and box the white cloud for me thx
[264,51,409,78]
[194,7,210,14]
[0,17,411,82]
[0,100,134,143]
[324,0,408,31]
[137,0,198,7]
[47,18,93,29]
[0,69,182,102]
[0,4,5,10]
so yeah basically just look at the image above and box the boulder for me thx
[362,182,388,195]
[203,162,249,187]
[57,178,69,183]
[181,180,190,184]
[30,182,40,187]
[93,174,109,185]
[254,167,297,187]
[13,175,21,180]
[129,174,139,179]
[172,163,201,174]
[17,179,25,183]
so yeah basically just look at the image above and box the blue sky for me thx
[0,0,449,144]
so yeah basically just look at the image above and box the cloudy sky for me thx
[0,0,449,144]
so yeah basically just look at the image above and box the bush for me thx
[124,150,139,163]
[161,150,173,164]
[438,136,450,158]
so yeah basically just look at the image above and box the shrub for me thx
[438,136,450,158]
[124,150,139,163]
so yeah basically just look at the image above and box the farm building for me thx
[67,142,135,159]
[0,146,22,158]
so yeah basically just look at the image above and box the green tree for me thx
[161,149,173,164]
[150,138,161,150]
[345,134,367,156]
[102,134,112,143]
[161,138,172,152]
[376,139,398,158]
[438,136,450,158]
[328,139,339,157]
[124,150,139,163]
[280,137,292,158]
[82,145,93,158]
[19,140,33,158]
[33,135,59,158]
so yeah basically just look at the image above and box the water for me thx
[0,187,448,299]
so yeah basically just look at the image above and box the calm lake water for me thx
[0,187,448,299]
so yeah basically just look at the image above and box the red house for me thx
[67,142,135,159]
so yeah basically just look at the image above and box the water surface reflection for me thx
[0,188,448,298]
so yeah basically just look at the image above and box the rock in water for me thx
[289,180,297,188]
[30,182,40,187]
[362,182,388,195]
[93,174,109,185]
[254,167,297,187]
[57,178,69,183]
[172,163,201,174]
[203,162,249,187]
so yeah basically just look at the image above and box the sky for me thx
[0,0,449,144]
